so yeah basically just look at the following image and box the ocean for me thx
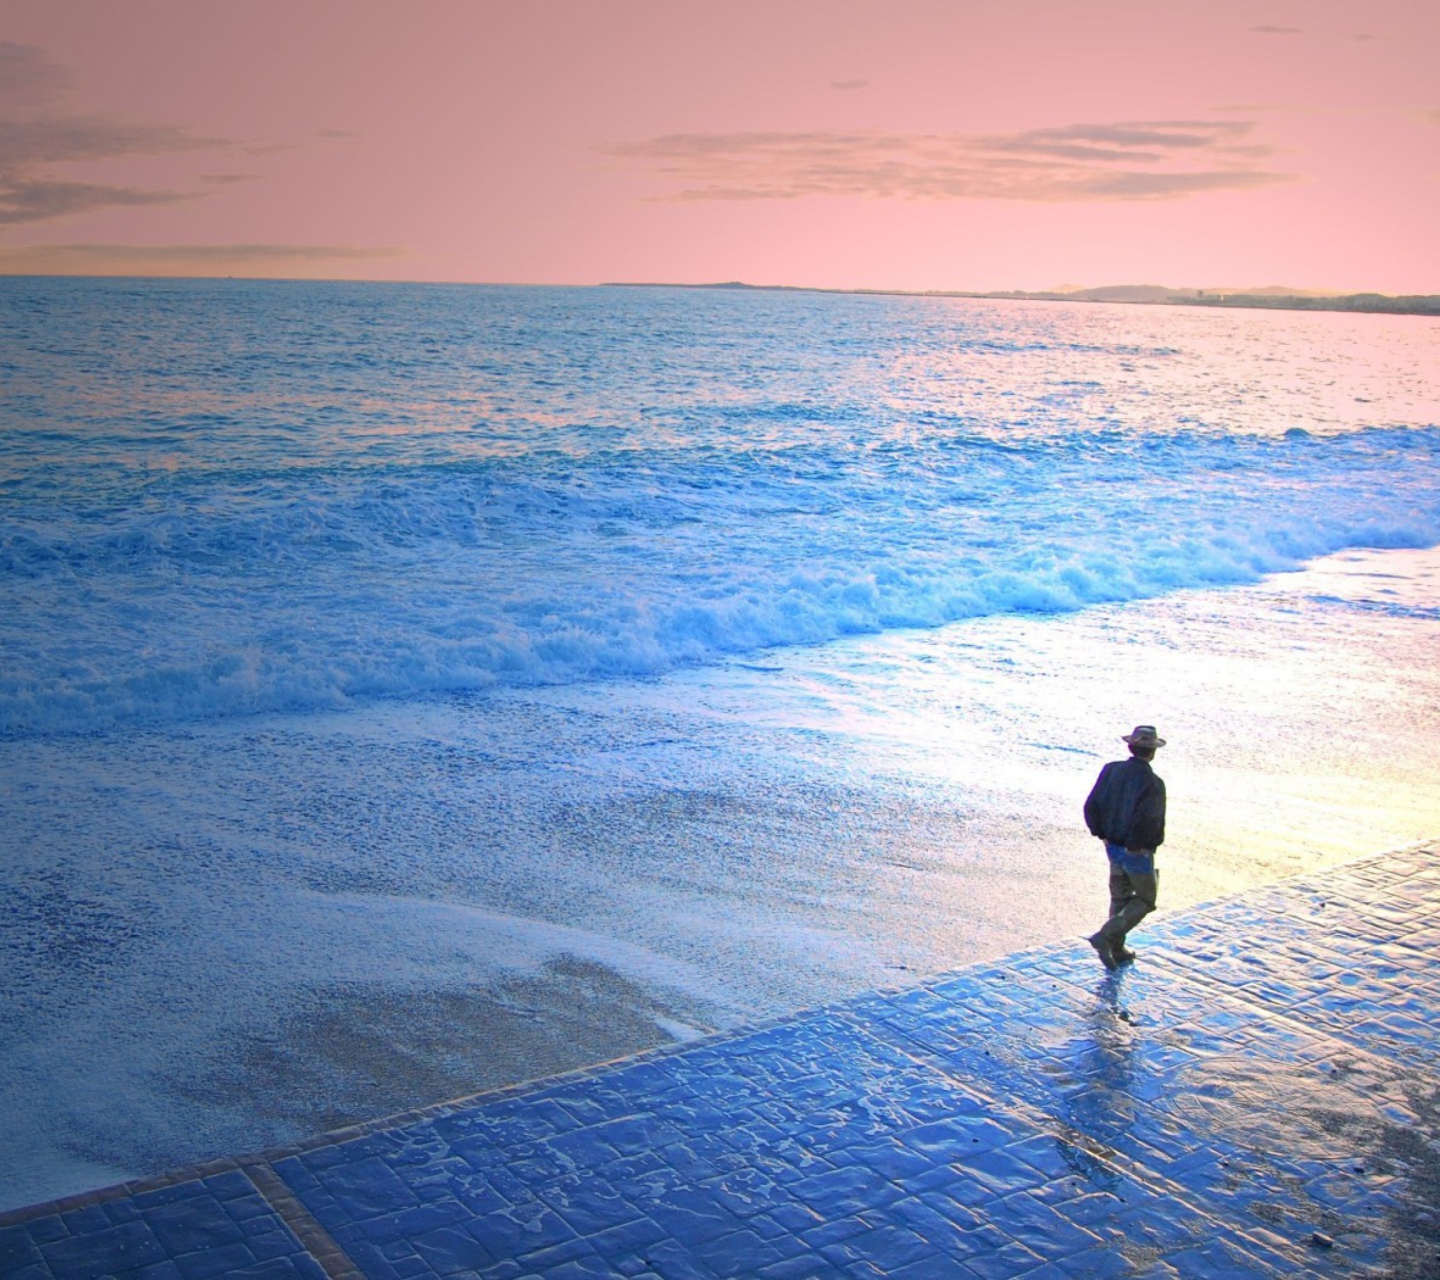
[2,277,1438,1209]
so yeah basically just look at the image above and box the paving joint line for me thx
[243,1160,366,1280]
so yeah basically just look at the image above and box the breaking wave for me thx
[2,279,1437,736]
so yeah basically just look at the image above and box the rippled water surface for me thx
[3,279,1438,735]
[2,279,1438,1209]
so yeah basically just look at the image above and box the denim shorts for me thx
[1105,841,1155,876]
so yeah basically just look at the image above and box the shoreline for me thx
[6,838,1437,1277]
[6,835,1433,1224]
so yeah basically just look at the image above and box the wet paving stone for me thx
[0,1170,328,1280]
[4,843,1439,1278]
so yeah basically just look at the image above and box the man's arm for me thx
[1083,763,1113,838]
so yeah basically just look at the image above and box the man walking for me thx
[1083,725,1167,970]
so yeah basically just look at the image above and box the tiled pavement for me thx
[4,844,1439,1279]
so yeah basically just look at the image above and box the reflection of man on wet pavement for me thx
[1084,725,1167,970]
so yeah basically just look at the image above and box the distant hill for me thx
[1198,292,1439,315]
[604,280,1440,317]
[984,284,1440,315]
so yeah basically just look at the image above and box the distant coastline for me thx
[603,280,1440,317]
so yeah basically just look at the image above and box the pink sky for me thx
[0,0,1436,292]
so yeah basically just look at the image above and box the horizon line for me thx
[0,271,1436,313]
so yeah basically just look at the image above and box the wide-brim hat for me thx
[1122,725,1166,749]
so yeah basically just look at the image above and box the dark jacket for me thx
[1084,756,1166,851]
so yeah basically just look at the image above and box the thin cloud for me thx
[1250,24,1303,34]
[0,116,224,167]
[601,120,1295,203]
[0,242,406,277]
[830,79,869,91]
[0,41,230,226]
[0,179,192,226]
[0,42,70,112]
[1213,103,1293,113]
[240,130,357,158]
